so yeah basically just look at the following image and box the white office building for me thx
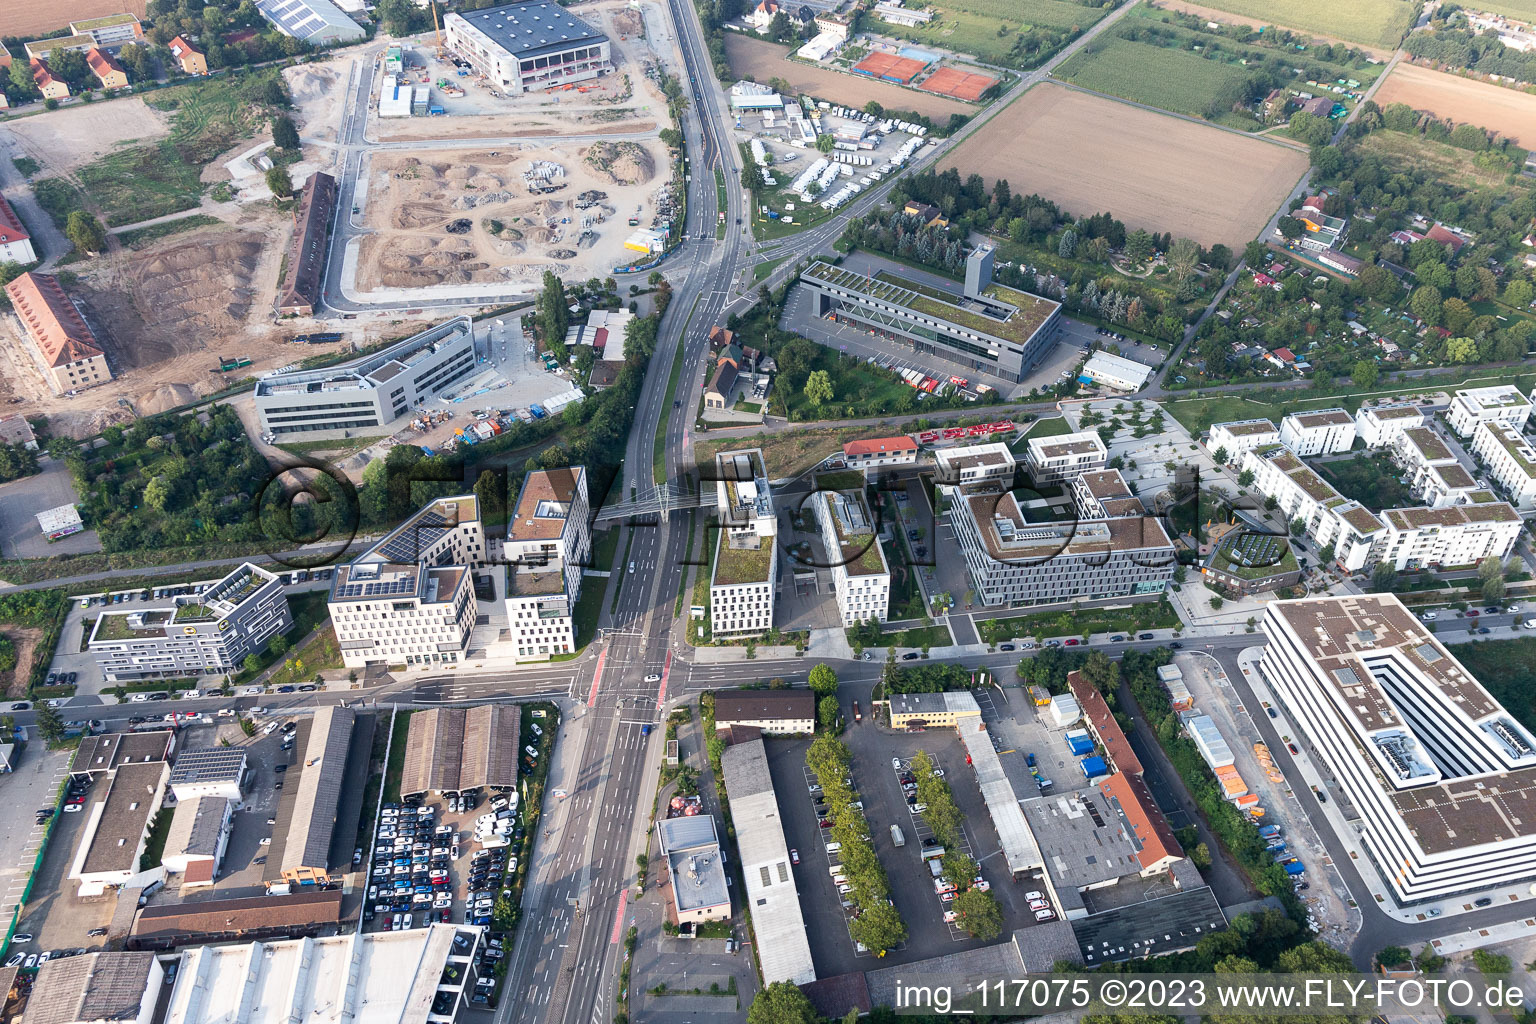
[1023,431,1107,484]
[813,488,890,626]
[1471,419,1536,509]
[1377,502,1523,571]
[1241,445,1383,571]
[1208,419,1279,459]
[1447,385,1532,438]
[1279,408,1356,455]
[1261,594,1536,903]
[505,467,591,662]
[1080,351,1153,392]
[329,496,483,669]
[935,442,1016,488]
[710,450,778,638]
[445,2,611,93]
[1355,403,1425,449]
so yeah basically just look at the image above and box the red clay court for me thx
[852,52,929,84]
[920,66,999,102]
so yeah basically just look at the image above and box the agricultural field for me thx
[869,0,1114,69]
[0,0,144,36]
[1169,0,1416,48]
[723,35,969,120]
[1465,0,1536,17]
[1373,63,1536,148]
[939,83,1308,247]
[1056,34,1254,123]
[1146,0,1395,56]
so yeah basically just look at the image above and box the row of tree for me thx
[1406,8,1536,86]
[909,750,1003,939]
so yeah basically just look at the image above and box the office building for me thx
[1471,419,1536,509]
[1377,502,1523,571]
[505,467,591,661]
[719,739,815,985]
[935,442,1016,488]
[329,495,483,669]
[87,563,291,681]
[446,2,611,93]
[1080,351,1152,392]
[798,258,1062,384]
[275,171,337,316]
[950,490,1174,607]
[654,816,730,925]
[710,450,778,638]
[70,14,145,45]
[711,690,815,735]
[1278,408,1356,455]
[5,271,111,394]
[27,952,162,1024]
[813,488,890,626]
[1261,594,1536,903]
[255,317,476,439]
[1240,445,1384,571]
[1207,419,1278,458]
[254,0,364,44]
[1023,431,1107,485]
[886,691,981,730]
[1447,385,1532,438]
[167,748,247,800]
[1355,403,1425,449]
[1071,469,1144,519]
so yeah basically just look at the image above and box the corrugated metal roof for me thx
[28,952,157,1024]
[283,706,355,872]
[958,718,1043,876]
[655,814,718,855]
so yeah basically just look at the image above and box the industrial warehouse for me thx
[444,2,611,93]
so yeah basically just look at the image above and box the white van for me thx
[825,842,841,854]
[1523,618,1536,629]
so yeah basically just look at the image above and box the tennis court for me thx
[852,51,930,84]
[920,65,999,101]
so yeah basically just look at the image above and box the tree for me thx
[953,888,1002,940]
[1482,575,1506,605]
[265,165,293,198]
[1243,240,1267,267]
[803,369,833,409]
[1370,561,1399,593]
[1078,650,1119,695]
[34,701,65,746]
[269,635,290,657]
[1277,215,1304,240]
[1057,228,1076,258]
[1237,469,1254,487]
[1289,517,1305,537]
[815,132,835,153]
[1212,445,1229,465]
[1352,359,1379,389]
[1126,229,1153,262]
[746,982,817,1024]
[849,898,906,953]
[1410,284,1442,325]
[1376,946,1412,970]
[1189,841,1212,870]
[1168,236,1200,279]
[65,211,106,254]
[808,663,838,699]
[818,695,839,730]
[272,114,300,151]
[1478,555,1504,583]
[1506,279,1534,310]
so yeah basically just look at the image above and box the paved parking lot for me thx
[0,460,100,560]
[10,761,113,957]
[0,745,74,942]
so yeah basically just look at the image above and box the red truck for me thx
[853,701,862,722]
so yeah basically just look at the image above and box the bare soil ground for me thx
[285,60,351,147]
[0,0,144,37]
[0,626,42,699]
[3,98,171,175]
[356,141,668,292]
[724,35,969,121]
[939,83,1308,247]
[1373,62,1536,147]
[1145,0,1396,59]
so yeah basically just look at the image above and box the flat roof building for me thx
[1378,501,1523,572]
[37,504,84,540]
[280,705,355,883]
[1471,419,1536,510]
[935,442,1016,488]
[1071,468,1143,520]
[445,2,611,93]
[160,795,233,885]
[87,563,291,682]
[1261,593,1536,902]
[1447,384,1532,438]
[1356,403,1425,449]
[254,0,364,43]
[1279,408,1356,456]
[69,760,170,897]
[813,488,890,627]
[1073,886,1225,964]
[719,739,815,985]
[1023,431,1107,484]
[275,171,337,316]
[654,815,730,925]
[167,748,247,800]
[70,14,144,45]
[5,271,111,395]
[505,467,591,662]
[401,704,520,797]
[798,258,1061,384]
[1241,444,1383,572]
[26,952,162,1024]
[1081,350,1152,392]
[711,690,814,735]
[1208,418,1278,458]
[257,317,477,438]
[886,690,982,730]
[710,450,778,639]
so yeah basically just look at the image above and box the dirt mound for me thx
[446,218,472,234]
[491,239,528,256]
[546,248,577,260]
[286,64,341,107]
[612,8,644,36]
[138,382,200,415]
[583,142,654,186]
[469,174,503,190]
[395,201,447,229]
[445,165,474,181]
[362,235,498,288]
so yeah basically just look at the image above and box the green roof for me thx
[173,603,214,622]
[713,533,774,586]
[93,611,169,642]
[822,491,887,578]
[71,13,138,29]
[1212,535,1298,580]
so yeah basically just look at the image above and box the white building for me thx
[655,816,730,925]
[253,0,363,44]
[1071,468,1144,519]
[1392,425,1475,509]
[1378,502,1523,571]
[505,467,591,662]
[813,488,890,626]
[445,3,611,94]
[160,795,233,885]
[1278,408,1356,455]
[728,80,784,110]
[1208,419,1279,459]
[1261,594,1536,903]
[1023,431,1107,484]
[1355,403,1425,449]
[37,503,85,540]
[329,496,484,670]
[0,194,36,265]
[712,690,815,735]
[841,436,917,475]
[874,1,934,25]
[710,450,778,638]
[70,760,170,897]
[378,73,412,117]
[1471,419,1536,509]
[1081,351,1153,392]
[1241,445,1383,571]
[935,442,1016,488]
[1447,385,1532,438]
[167,748,246,801]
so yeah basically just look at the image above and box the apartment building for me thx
[712,690,815,734]
[1392,426,1476,509]
[87,564,291,681]
[86,47,129,89]
[71,13,145,45]
[1023,431,1107,484]
[1241,445,1384,570]
[710,450,778,638]
[1447,384,1532,438]
[1355,403,1425,449]
[841,436,918,476]
[935,442,1016,488]
[5,271,111,394]
[813,488,890,626]
[1208,419,1279,459]
[1260,594,1536,903]
[505,467,591,661]
[1071,468,1144,519]
[950,490,1174,606]
[1378,502,1523,571]
[1471,419,1536,509]
[1278,408,1356,455]
[329,496,483,669]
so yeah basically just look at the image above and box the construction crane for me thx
[431,1,444,58]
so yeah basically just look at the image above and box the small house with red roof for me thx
[0,194,35,264]
[30,59,69,100]
[842,436,918,473]
[1425,223,1466,253]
